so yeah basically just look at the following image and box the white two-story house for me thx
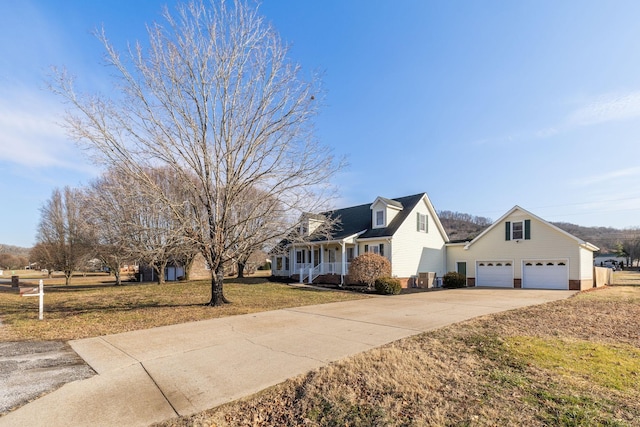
[271,193,449,287]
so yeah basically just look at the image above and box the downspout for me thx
[443,242,447,278]
[386,238,392,275]
[340,240,346,286]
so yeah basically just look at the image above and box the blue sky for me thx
[2,1,640,248]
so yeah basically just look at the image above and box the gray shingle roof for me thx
[314,193,425,242]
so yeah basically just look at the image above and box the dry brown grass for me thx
[161,283,640,427]
[0,277,368,341]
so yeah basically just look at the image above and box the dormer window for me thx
[371,196,403,229]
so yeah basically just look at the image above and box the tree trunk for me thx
[237,260,246,278]
[207,264,230,306]
[154,262,166,284]
[65,269,72,286]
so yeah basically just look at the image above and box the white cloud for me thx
[571,167,640,188]
[566,91,640,127]
[0,87,94,173]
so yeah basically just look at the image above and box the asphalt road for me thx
[0,341,95,415]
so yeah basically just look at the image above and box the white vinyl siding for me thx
[390,198,446,278]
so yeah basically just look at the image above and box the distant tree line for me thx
[437,211,493,227]
[0,253,28,270]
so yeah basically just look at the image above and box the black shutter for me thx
[524,219,531,240]
[364,244,369,253]
[505,222,511,241]
[379,243,384,256]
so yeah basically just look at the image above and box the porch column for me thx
[320,244,324,274]
[340,240,346,286]
[292,247,296,275]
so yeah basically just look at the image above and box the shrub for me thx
[348,253,391,289]
[374,277,402,295]
[443,271,466,288]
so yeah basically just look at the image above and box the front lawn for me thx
[0,277,368,341]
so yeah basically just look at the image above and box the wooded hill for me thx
[0,244,31,257]
[438,210,628,253]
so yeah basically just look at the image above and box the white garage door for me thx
[476,262,513,287]
[523,261,568,290]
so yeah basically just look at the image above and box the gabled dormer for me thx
[299,213,326,236]
[370,196,403,229]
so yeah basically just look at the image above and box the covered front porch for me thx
[273,236,360,284]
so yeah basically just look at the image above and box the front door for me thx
[457,262,467,276]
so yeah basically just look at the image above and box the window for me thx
[505,220,531,241]
[365,244,381,255]
[375,210,385,227]
[276,258,283,270]
[512,221,524,240]
[417,212,428,232]
[347,247,355,261]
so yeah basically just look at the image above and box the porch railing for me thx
[295,262,352,282]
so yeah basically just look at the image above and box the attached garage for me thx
[522,260,568,290]
[446,206,599,291]
[476,261,513,287]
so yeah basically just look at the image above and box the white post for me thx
[341,241,346,286]
[38,279,44,320]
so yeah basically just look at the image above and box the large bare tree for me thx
[34,187,92,285]
[51,0,341,305]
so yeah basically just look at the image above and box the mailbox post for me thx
[20,279,44,320]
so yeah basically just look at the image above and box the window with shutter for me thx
[512,221,524,240]
[417,212,427,232]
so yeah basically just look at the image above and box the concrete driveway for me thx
[0,288,575,427]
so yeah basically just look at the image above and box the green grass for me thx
[508,336,640,392]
